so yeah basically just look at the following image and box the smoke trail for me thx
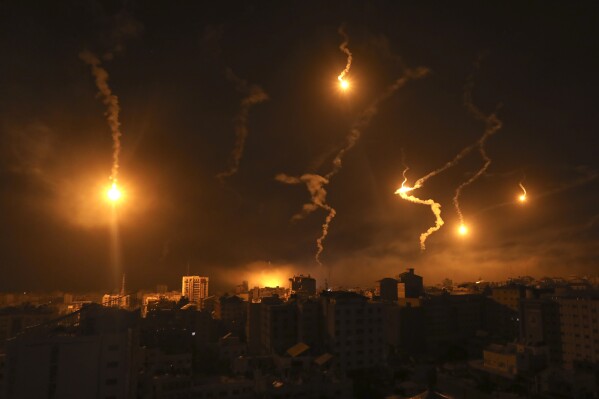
[337,26,353,84]
[395,159,444,250]
[275,173,336,266]
[327,66,430,180]
[278,65,429,263]
[79,50,122,184]
[518,182,527,201]
[216,68,268,181]
[452,67,503,225]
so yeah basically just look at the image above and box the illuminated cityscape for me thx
[1,1,597,398]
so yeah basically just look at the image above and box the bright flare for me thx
[339,79,350,90]
[458,224,468,235]
[518,183,527,202]
[107,183,122,202]
[395,167,444,251]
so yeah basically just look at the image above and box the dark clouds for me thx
[0,1,597,293]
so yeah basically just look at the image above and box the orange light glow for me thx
[518,183,527,203]
[106,183,122,202]
[339,79,350,90]
[458,224,468,236]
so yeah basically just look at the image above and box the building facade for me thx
[181,276,209,308]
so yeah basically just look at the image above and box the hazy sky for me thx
[1,1,597,293]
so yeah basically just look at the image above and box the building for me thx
[214,295,247,337]
[520,296,562,364]
[261,300,298,355]
[480,343,548,377]
[181,275,209,308]
[101,294,130,309]
[297,299,323,352]
[249,286,289,301]
[4,305,139,399]
[377,278,399,302]
[487,285,526,340]
[0,305,58,352]
[321,291,387,371]
[289,275,317,297]
[397,268,423,298]
[140,291,182,317]
[555,294,599,369]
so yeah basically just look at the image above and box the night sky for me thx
[1,1,597,293]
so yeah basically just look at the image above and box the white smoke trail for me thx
[275,173,336,266]
[337,26,353,84]
[217,68,268,181]
[452,64,503,225]
[79,50,122,184]
[278,65,429,264]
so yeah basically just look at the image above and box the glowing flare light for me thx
[395,168,444,251]
[458,224,468,236]
[518,183,527,202]
[107,183,122,202]
[339,79,350,91]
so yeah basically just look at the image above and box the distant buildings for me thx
[181,275,209,308]
[289,274,316,297]
[141,290,182,317]
[249,286,288,301]
[1,267,598,398]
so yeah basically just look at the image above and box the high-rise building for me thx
[555,294,599,369]
[181,276,209,307]
[289,275,317,297]
[215,295,247,337]
[320,291,387,371]
[261,299,297,355]
[377,278,399,301]
[397,268,423,298]
[487,285,526,340]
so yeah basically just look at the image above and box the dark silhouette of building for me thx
[214,294,247,338]
[377,277,399,302]
[4,304,139,399]
[320,291,387,371]
[487,285,526,340]
[397,268,424,298]
[289,275,317,297]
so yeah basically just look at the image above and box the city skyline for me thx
[1,2,597,294]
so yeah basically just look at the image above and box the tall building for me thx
[215,295,247,337]
[488,285,526,340]
[289,275,317,297]
[555,294,599,369]
[181,276,209,307]
[520,296,562,364]
[321,291,387,371]
[397,268,423,298]
[377,278,399,302]
[4,305,139,399]
[261,299,297,355]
